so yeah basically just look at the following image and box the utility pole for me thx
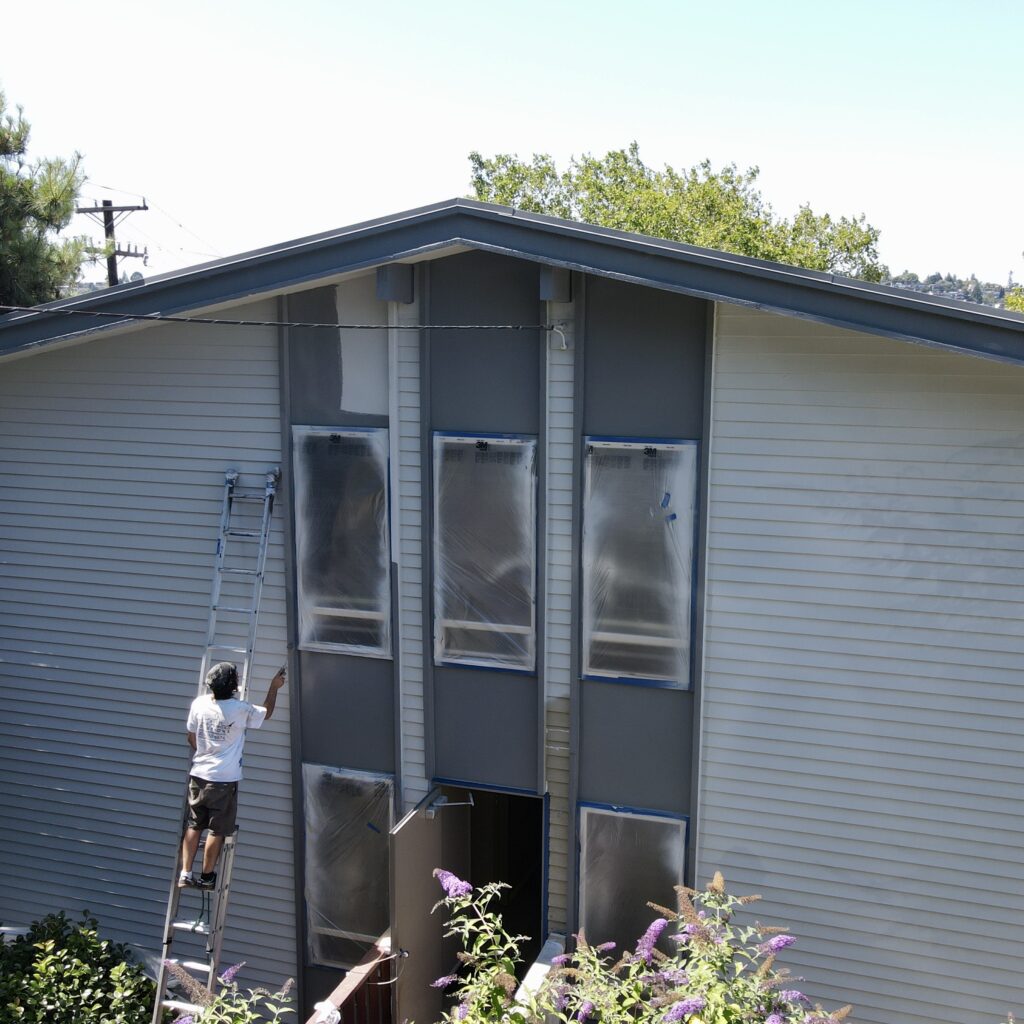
[76,197,149,286]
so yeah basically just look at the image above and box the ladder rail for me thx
[151,467,280,1024]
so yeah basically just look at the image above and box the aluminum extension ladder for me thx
[151,467,281,1024]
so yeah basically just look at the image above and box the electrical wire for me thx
[0,304,552,332]
[83,181,225,257]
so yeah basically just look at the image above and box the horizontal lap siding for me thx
[395,304,429,809]
[544,312,575,933]
[700,304,1024,1024]
[0,302,296,990]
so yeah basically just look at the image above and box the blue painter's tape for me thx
[661,492,671,508]
[431,776,540,797]
[578,800,689,822]
[366,822,382,834]
[665,512,678,522]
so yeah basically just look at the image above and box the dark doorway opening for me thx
[389,784,546,1024]
[465,789,545,971]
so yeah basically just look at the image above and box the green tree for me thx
[469,143,887,282]
[1006,288,1024,312]
[0,91,85,307]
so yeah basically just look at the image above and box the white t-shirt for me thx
[187,694,267,783]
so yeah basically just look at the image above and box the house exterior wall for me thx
[0,299,296,989]
[700,303,1024,1024]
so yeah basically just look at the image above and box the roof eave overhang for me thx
[2,199,1024,363]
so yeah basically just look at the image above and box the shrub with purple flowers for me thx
[431,868,852,1024]
[162,960,294,1023]
[429,871,530,1024]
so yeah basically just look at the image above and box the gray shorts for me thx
[186,775,238,836]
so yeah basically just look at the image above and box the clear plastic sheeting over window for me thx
[433,434,537,671]
[579,806,687,954]
[293,427,391,657]
[582,439,698,686]
[302,764,393,969]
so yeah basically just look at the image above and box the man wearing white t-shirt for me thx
[178,661,287,889]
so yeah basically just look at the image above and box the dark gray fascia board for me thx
[3,198,1024,362]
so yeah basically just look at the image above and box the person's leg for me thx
[180,777,209,884]
[202,833,224,873]
[198,781,237,886]
[181,828,202,874]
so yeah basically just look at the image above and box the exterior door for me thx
[390,787,471,1024]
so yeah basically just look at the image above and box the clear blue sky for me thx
[5,0,1023,285]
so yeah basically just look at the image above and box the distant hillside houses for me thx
[886,270,1013,308]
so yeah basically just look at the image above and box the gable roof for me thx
[2,197,1024,363]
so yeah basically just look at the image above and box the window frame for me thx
[292,425,392,659]
[432,431,538,672]
[581,436,699,690]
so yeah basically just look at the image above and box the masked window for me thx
[579,805,687,954]
[293,427,391,657]
[582,439,698,686]
[303,764,393,968]
[433,434,537,671]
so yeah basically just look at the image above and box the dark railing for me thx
[306,932,393,1024]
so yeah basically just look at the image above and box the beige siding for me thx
[0,301,296,989]
[391,300,429,810]
[543,303,576,933]
[699,304,1024,1024]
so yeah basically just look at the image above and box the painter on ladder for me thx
[178,662,287,889]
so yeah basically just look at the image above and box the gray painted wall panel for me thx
[427,251,541,434]
[288,281,388,428]
[433,670,538,791]
[426,251,542,794]
[298,651,395,771]
[578,682,692,815]
[576,277,705,824]
[0,301,296,991]
[583,276,706,439]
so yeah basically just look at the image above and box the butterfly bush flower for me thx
[635,917,669,963]
[780,990,808,1003]
[456,1002,470,1020]
[759,934,796,954]
[595,941,616,952]
[433,868,473,898]
[576,999,595,1022]
[218,961,246,985]
[172,1017,193,1024]
[766,1015,784,1024]
[664,996,706,1021]
[551,953,571,966]
[657,967,688,985]
[431,974,458,989]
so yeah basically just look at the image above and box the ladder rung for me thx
[222,567,259,576]
[232,492,270,500]
[181,959,215,975]
[162,999,205,1015]
[225,528,261,538]
[208,644,247,655]
[172,921,211,935]
[216,605,252,614]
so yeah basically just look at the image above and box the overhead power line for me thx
[0,304,553,332]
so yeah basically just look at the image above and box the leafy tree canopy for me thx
[0,90,85,307]
[470,142,888,282]
[1006,288,1024,313]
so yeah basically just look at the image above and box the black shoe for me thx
[197,872,217,890]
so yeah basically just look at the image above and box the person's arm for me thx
[187,732,197,751]
[261,665,287,721]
